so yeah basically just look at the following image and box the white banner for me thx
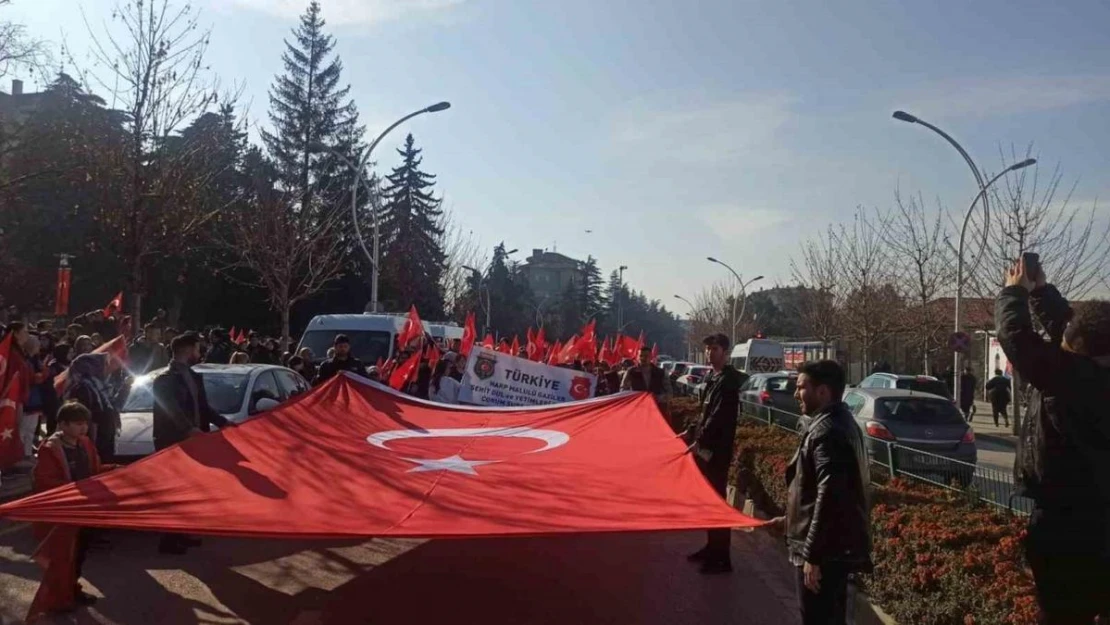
[459,347,597,407]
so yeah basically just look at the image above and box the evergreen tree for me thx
[378,133,447,316]
[261,0,365,222]
[581,255,606,322]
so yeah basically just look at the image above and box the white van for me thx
[730,339,785,374]
[297,313,463,364]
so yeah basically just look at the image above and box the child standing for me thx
[32,401,117,610]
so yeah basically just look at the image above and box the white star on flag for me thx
[0,428,13,441]
[402,455,499,476]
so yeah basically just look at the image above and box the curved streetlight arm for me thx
[735,275,764,335]
[894,111,992,281]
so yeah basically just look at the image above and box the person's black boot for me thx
[74,585,98,606]
[699,559,733,575]
[686,546,710,562]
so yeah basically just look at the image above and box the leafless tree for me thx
[438,203,486,320]
[890,189,955,374]
[689,280,733,343]
[790,224,843,353]
[834,208,905,368]
[962,145,1110,302]
[216,177,347,350]
[0,2,50,80]
[77,0,222,323]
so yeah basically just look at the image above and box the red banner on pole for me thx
[53,267,71,317]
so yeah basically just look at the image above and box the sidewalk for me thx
[969,400,1017,448]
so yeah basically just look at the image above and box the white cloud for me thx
[213,0,464,26]
[698,205,795,241]
[610,94,797,166]
[888,75,1110,119]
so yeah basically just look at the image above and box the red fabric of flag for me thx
[617,334,643,360]
[101,292,123,319]
[651,343,659,364]
[0,332,25,468]
[532,327,547,362]
[388,350,421,391]
[481,334,495,349]
[547,340,563,365]
[397,306,424,350]
[460,312,477,357]
[0,374,762,540]
[598,337,613,366]
[510,336,520,357]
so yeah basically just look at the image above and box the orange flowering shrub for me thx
[732,420,1041,624]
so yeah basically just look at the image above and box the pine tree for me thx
[378,133,447,316]
[261,0,364,213]
[581,256,606,322]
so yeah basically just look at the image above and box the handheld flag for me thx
[460,312,477,357]
[102,292,123,319]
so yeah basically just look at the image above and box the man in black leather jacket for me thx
[685,333,746,574]
[996,257,1110,623]
[773,359,870,625]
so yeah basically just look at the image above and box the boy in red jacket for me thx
[30,401,117,616]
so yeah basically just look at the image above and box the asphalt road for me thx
[976,438,1015,474]
[0,521,800,625]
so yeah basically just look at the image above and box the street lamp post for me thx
[464,249,517,338]
[707,257,762,346]
[674,294,698,362]
[313,101,450,313]
[894,110,1034,412]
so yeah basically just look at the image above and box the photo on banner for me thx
[459,347,597,407]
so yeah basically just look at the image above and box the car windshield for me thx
[689,366,710,377]
[673,363,689,375]
[123,372,250,415]
[878,398,965,425]
[766,377,796,392]
[895,378,951,398]
[299,330,392,365]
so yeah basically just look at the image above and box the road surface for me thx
[0,520,799,625]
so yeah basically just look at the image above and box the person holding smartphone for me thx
[996,253,1110,622]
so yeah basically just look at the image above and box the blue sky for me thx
[8,0,1110,308]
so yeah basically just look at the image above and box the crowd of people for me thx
[3,253,1108,623]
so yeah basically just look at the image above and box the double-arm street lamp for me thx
[311,101,450,313]
[707,257,763,346]
[893,110,1034,411]
[463,249,517,337]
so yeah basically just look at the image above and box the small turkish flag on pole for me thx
[389,350,422,391]
[102,291,123,319]
[460,312,477,357]
[397,306,423,350]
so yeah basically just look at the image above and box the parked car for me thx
[740,372,802,429]
[666,361,696,385]
[674,365,711,396]
[115,364,309,459]
[843,387,976,486]
[857,372,952,400]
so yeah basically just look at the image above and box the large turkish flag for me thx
[1,373,760,537]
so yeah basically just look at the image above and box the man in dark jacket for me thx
[153,332,231,554]
[312,334,367,386]
[203,328,233,365]
[684,333,746,574]
[621,346,670,404]
[959,367,977,421]
[773,359,870,625]
[984,369,1011,428]
[996,256,1110,623]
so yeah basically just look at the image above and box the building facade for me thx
[518,248,582,300]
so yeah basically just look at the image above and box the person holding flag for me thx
[312,335,368,386]
[621,344,671,411]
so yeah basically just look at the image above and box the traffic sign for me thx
[949,331,971,353]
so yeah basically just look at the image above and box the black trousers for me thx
[696,449,731,562]
[991,401,1010,427]
[1025,507,1110,624]
[795,562,850,625]
[75,528,90,583]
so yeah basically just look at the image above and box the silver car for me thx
[116,364,309,459]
